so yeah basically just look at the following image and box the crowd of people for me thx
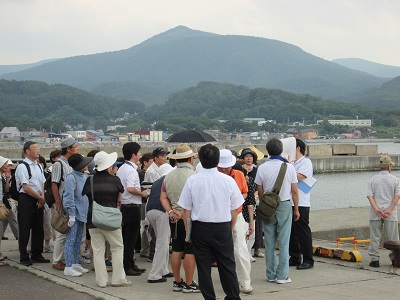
[1,137,399,299]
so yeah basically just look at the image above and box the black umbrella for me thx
[166,129,217,143]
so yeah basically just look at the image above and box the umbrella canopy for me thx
[166,129,217,143]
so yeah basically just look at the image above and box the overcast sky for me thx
[1,0,399,66]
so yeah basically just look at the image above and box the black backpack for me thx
[44,161,63,207]
[9,161,31,201]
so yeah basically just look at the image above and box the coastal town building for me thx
[317,119,372,127]
[0,127,20,141]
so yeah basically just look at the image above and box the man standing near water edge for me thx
[178,144,243,300]
[289,139,314,270]
[367,155,400,268]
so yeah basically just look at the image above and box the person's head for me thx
[122,142,141,163]
[49,149,62,164]
[38,155,46,169]
[111,157,125,175]
[60,137,78,157]
[87,149,100,158]
[68,154,93,173]
[266,138,283,156]
[169,143,196,165]
[23,141,40,161]
[139,153,153,170]
[379,155,394,171]
[239,148,257,165]
[198,144,219,169]
[0,156,9,173]
[296,139,306,156]
[217,149,236,175]
[94,151,118,174]
[152,147,168,167]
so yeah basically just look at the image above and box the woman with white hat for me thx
[82,151,131,288]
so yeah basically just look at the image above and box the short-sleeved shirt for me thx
[291,156,313,207]
[51,156,73,198]
[117,161,142,205]
[255,159,298,201]
[229,169,248,213]
[178,167,244,222]
[16,158,46,195]
[367,171,400,221]
[144,162,161,183]
[162,163,195,210]
[82,170,124,229]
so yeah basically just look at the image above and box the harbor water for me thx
[312,141,400,210]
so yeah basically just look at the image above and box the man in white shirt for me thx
[117,142,148,276]
[255,138,300,284]
[144,147,168,183]
[367,155,400,268]
[289,139,314,270]
[178,144,243,300]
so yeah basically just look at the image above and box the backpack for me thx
[9,161,31,201]
[44,161,63,207]
[256,163,287,223]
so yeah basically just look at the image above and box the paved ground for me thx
[1,207,399,300]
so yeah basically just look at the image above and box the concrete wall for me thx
[356,145,378,155]
[307,144,332,157]
[332,144,356,155]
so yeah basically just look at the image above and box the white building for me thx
[67,130,87,140]
[319,119,372,127]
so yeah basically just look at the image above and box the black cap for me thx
[68,154,93,171]
[152,147,169,158]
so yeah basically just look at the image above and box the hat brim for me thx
[218,155,237,168]
[169,151,197,160]
[95,152,118,171]
[73,157,93,171]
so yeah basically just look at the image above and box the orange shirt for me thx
[229,169,248,213]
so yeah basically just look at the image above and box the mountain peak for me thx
[140,25,217,46]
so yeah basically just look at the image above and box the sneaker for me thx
[254,249,264,258]
[52,261,66,270]
[44,245,54,253]
[72,264,89,273]
[276,277,292,284]
[369,261,380,268]
[267,278,276,282]
[250,255,256,263]
[112,280,132,287]
[173,278,185,292]
[240,285,253,294]
[182,281,201,293]
[64,266,82,277]
[79,256,91,264]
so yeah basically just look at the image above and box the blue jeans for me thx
[263,201,292,281]
[65,220,84,267]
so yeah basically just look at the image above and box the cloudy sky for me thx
[1,0,399,66]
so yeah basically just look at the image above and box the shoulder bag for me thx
[51,173,76,234]
[256,163,287,223]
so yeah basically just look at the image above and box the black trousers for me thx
[121,204,141,269]
[289,206,314,263]
[192,221,240,300]
[17,193,44,261]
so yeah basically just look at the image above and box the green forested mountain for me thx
[0,26,386,105]
[142,82,400,130]
[333,58,400,78]
[350,76,400,108]
[0,80,145,131]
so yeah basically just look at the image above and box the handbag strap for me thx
[272,163,287,195]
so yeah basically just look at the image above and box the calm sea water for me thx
[309,141,400,210]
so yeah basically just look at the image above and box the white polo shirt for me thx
[144,162,161,183]
[178,168,244,222]
[292,156,313,207]
[255,159,298,201]
[117,161,142,205]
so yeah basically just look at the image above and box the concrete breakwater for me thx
[0,143,396,173]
